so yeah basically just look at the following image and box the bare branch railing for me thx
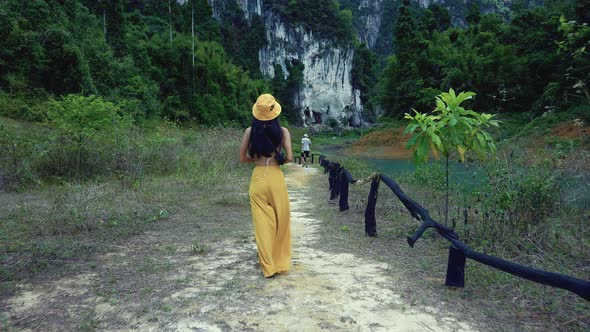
[319,155,590,301]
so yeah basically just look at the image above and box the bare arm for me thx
[239,127,254,163]
[282,127,293,163]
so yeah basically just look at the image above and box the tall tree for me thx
[105,0,126,56]
[466,3,481,25]
[191,0,195,92]
[169,0,173,43]
[352,43,378,111]
[576,0,590,23]
[380,0,425,116]
[394,0,418,58]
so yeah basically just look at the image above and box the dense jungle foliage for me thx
[371,0,590,119]
[0,0,269,125]
[1,0,587,126]
[266,0,355,41]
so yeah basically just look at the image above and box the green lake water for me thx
[364,157,484,190]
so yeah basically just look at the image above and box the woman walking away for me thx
[239,94,293,278]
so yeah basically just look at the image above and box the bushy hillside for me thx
[0,0,268,125]
[354,0,589,120]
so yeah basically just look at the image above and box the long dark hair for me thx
[248,118,283,158]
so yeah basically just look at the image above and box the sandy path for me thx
[210,164,475,332]
[170,165,476,331]
[3,164,477,331]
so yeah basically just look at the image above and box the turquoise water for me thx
[363,158,485,190]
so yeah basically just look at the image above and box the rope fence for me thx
[318,155,590,301]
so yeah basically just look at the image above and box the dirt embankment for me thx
[345,128,413,159]
[346,119,590,161]
[550,120,590,138]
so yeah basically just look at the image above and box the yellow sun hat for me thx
[252,94,282,121]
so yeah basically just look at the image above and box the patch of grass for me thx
[489,112,531,142]
[164,245,177,254]
[95,285,118,302]
[214,193,248,208]
[159,303,172,313]
[138,257,173,274]
[190,242,207,255]
[0,125,250,297]
[0,318,11,331]
[77,313,98,332]
[1,239,98,285]
[338,157,374,180]
[0,120,261,329]
[515,106,589,138]
[141,287,155,295]
[173,277,192,287]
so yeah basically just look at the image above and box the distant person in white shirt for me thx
[301,134,311,167]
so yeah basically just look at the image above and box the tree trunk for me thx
[445,154,449,225]
[191,0,195,68]
[103,8,106,35]
[169,0,173,43]
[191,0,195,92]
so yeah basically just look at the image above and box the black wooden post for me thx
[339,171,349,212]
[329,164,341,200]
[364,176,380,237]
[445,246,466,287]
[321,158,329,174]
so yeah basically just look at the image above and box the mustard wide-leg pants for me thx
[249,165,291,277]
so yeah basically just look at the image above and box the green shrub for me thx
[338,157,373,180]
[38,95,122,179]
[479,160,560,232]
[0,121,38,191]
[545,137,581,158]
[0,92,51,122]
[112,124,145,189]
[327,117,339,128]
[189,126,243,183]
[141,123,182,176]
[406,163,446,192]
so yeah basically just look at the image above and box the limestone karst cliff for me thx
[208,0,363,127]
[207,0,543,126]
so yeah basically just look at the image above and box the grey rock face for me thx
[208,0,363,126]
[260,10,361,126]
[357,0,384,49]
[417,0,469,26]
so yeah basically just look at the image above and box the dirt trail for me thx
[3,164,477,331]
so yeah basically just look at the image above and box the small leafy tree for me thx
[404,88,499,224]
[46,95,121,178]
